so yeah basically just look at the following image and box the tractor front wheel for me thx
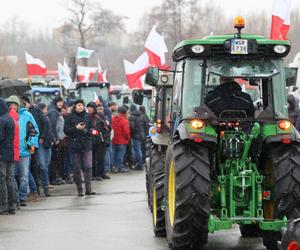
[164,138,211,250]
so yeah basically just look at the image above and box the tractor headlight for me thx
[273,45,287,54]
[190,119,205,129]
[191,45,205,54]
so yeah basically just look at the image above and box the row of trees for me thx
[0,0,299,84]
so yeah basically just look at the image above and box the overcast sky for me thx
[0,0,299,32]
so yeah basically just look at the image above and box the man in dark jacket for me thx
[0,98,16,214]
[129,105,145,170]
[204,77,255,119]
[36,103,55,197]
[64,99,95,196]
[87,102,110,180]
[47,96,64,185]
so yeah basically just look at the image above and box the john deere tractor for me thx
[145,17,300,250]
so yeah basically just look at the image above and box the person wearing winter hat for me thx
[47,96,65,186]
[16,97,39,206]
[20,96,51,199]
[87,102,110,180]
[64,99,95,196]
[6,96,20,211]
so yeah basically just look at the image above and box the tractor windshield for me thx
[79,86,109,104]
[181,58,288,119]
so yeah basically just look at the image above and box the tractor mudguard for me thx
[176,122,217,143]
[264,127,300,144]
[151,133,169,146]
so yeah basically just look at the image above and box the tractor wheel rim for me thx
[153,185,157,225]
[168,160,175,227]
[287,241,300,250]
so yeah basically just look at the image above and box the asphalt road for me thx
[0,170,266,250]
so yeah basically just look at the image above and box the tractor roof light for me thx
[278,120,292,130]
[273,45,287,54]
[190,119,205,130]
[191,45,205,54]
[234,16,245,38]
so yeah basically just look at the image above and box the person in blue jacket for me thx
[15,99,39,206]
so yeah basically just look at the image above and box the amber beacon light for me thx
[234,16,245,29]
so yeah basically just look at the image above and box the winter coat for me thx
[9,108,20,161]
[88,102,109,145]
[29,105,48,139]
[42,115,55,149]
[56,115,65,141]
[0,98,15,162]
[287,94,299,125]
[112,114,130,145]
[129,110,147,141]
[204,81,255,118]
[19,108,40,157]
[64,110,92,152]
[29,105,54,149]
[47,98,63,140]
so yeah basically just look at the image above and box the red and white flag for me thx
[270,0,292,40]
[25,52,47,76]
[145,26,169,69]
[97,61,108,82]
[124,52,149,89]
[77,65,97,82]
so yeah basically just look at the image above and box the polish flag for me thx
[25,52,47,76]
[270,0,292,40]
[145,26,170,69]
[97,61,107,82]
[124,52,149,89]
[77,65,97,82]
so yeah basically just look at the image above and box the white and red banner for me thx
[145,26,169,69]
[25,52,47,76]
[270,0,292,40]
[124,52,150,89]
[97,61,108,82]
[77,65,97,82]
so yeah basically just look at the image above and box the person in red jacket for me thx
[6,96,20,162]
[112,106,130,173]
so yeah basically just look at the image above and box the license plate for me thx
[231,39,248,54]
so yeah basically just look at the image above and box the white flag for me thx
[76,47,94,59]
[57,63,72,89]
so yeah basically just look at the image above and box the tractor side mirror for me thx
[132,91,144,105]
[145,67,159,86]
[285,67,297,87]
[123,96,129,104]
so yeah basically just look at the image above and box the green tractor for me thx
[145,17,300,250]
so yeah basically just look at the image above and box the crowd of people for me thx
[0,94,149,214]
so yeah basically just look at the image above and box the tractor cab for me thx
[132,88,153,119]
[109,84,131,106]
[145,16,300,250]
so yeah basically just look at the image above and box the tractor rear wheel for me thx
[263,144,300,250]
[152,173,166,237]
[281,218,300,250]
[239,224,261,237]
[164,138,211,250]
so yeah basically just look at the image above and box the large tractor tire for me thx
[281,218,300,250]
[147,144,166,212]
[263,144,300,250]
[152,173,166,237]
[164,138,211,250]
[239,224,261,237]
